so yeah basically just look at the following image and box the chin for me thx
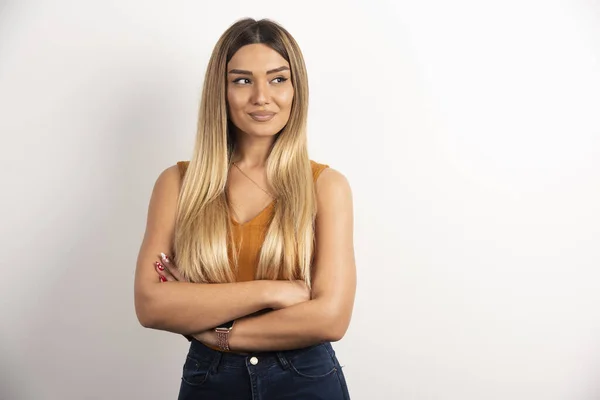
[246,128,281,137]
[239,122,286,138]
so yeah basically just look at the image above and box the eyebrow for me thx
[228,66,290,76]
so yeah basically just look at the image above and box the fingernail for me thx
[160,252,170,263]
[159,275,167,282]
[155,261,164,271]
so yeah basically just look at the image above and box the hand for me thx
[271,280,311,310]
[154,252,188,283]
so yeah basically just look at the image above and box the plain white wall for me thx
[1,1,599,399]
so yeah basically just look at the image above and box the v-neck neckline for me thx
[230,200,276,226]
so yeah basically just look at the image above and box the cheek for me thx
[275,87,294,111]
[227,89,246,113]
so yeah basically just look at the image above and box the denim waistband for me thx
[187,338,335,372]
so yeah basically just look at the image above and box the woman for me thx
[134,18,356,399]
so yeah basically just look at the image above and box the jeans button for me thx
[249,356,258,365]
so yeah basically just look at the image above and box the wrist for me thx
[227,317,244,352]
[215,320,235,351]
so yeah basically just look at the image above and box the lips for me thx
[249,111,276,122]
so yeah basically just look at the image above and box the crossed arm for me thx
[134,165,356,352]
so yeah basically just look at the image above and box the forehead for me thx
[228,44,289,72]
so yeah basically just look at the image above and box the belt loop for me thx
[210,351,223,374]
[276,351,290,370]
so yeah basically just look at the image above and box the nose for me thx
[251,80,270,106]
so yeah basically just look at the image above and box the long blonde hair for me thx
[174,18,316,286]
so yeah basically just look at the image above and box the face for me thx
[226,43,294,138]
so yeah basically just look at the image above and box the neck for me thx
[231,130,276,168]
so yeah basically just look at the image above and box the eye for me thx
[233,78,251,85]
[271,77,288,84]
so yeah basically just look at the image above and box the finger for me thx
[160,252,186,282]
[155,261,176,282]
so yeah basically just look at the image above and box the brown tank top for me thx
[176,160,329,282]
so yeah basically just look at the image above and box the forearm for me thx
[227,299,346,352]
[135,280,274,335]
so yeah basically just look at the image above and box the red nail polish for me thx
[155,262,164,271]
[159,275,167,282]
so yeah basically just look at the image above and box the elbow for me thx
[134,288,159,329]
[323,323,348,342]
[319,304,351,342]
[136,308,156,329]
[323,330,345,343]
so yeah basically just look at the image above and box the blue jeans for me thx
[178,339,351,399]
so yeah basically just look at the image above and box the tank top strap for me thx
[176,161,190,179]
[310,160,329,182]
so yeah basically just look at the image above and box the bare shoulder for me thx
[143,164,183,245]
[315,168,352,200]
[154,164,183,194]
[315,167,353,216]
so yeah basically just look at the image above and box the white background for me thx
[1,1,599,399]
